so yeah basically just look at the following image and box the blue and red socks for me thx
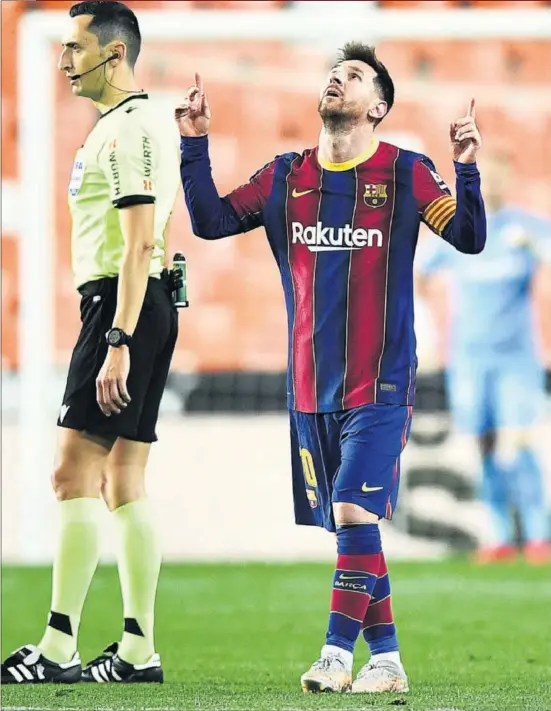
[361,553,399,656]
[325,524,382,654]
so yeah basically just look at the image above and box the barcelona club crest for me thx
[363,184,388,209]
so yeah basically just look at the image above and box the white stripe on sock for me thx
[370,651,402,666]
[321,644,353,670]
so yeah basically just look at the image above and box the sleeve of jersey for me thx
[100,119,158,209]
[414,158,486,254]
[180,135,275,239]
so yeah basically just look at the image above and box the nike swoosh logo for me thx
[292,188,315,198]
[361,484,383,493]
[339,575,368,580]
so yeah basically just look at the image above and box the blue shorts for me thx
[290,404,413,533]
[448,353,545,435]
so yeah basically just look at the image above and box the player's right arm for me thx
[414,100,486,255]
[176,74,275,239]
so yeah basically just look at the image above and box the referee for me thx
[2,2,180,685]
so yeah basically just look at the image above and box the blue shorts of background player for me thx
[447,351,545,434]
[291,404,413,532]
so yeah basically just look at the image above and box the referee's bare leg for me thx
[102,437,161,666]
[36,429,112,665]
[35,425,161,668]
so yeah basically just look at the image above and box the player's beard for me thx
[318,98,366,134]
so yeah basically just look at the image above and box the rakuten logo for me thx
[291,222,383,252]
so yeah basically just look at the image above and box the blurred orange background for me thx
[3,0,551,372]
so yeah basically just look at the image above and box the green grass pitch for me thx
[1,560,549,711]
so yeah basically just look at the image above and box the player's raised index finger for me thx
[195,72,204,95]
[467,98,476,119]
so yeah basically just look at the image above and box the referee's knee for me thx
[102,471,146,512]
[51,462,102,501]
[53,429,113,500]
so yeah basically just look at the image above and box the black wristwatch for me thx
[105,327,132,347]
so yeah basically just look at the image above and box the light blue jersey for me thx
[418,205,551,359]
[418,205,551,434]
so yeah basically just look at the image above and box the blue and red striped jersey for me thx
[181,136,486,413]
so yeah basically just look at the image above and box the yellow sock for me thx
[39,498,102,663]
[114,500,161,665]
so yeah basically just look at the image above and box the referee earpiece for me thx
[69,52,121,81]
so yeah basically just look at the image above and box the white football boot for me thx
[300,645,353,693]
[351,656,409,693]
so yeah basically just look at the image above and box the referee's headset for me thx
[70,52,121,81]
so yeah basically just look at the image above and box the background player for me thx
[2,1,180,684]
[417,150,551,565]
[176,43,485,694]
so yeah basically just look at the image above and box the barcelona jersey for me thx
[181,135,486,414]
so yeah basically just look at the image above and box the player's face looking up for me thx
[318,60,388,131]
[58,15,122,100]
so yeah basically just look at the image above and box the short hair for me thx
[335,42,395,125]
[69,1,141,68]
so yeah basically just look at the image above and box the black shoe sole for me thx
[1,668,82,685]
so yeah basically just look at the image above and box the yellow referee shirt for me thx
[68,94,181,289]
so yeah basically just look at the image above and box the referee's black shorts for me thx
[58,272,178,443]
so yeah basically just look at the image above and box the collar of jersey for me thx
[318,136,379,172]
[98,93,149,120]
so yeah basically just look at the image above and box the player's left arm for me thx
[415,99,486,254]
[95,118,159,416]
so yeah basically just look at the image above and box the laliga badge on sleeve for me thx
[69,154,86,197]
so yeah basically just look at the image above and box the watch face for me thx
[107,329,121,346]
